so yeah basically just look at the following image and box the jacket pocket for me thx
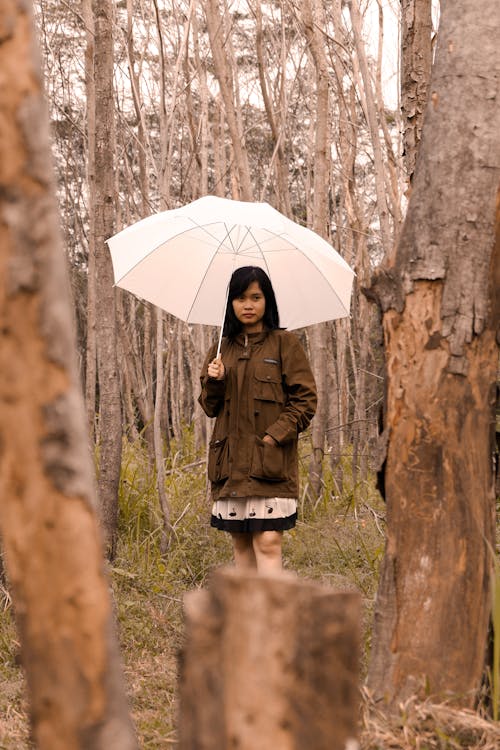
[250,437,288,482]
[254,363,285,404]
[207,437,229,483]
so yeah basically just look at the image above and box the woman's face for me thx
[232,280,266,333]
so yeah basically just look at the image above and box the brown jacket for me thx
[198,329,317,500]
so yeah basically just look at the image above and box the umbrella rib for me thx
[184,217,237,249]
[237,230,288,255]
[288,244,351,316]
[113,218,248,287]
[245,227,269,268]
[184,224,275,323]
[183,223,240,323]
[247,227,351,318]
[112,223,223,286]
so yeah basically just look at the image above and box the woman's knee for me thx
[253,531,282,557]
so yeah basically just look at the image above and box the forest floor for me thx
[0,435,499,749]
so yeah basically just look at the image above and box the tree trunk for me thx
[0,4,137,746]
[367,0,500,704]
[142,304,156,462]
[255,2,292,215]
[330,1,362,489]
[83,0,97,442]
[192,9,210,196]
[401,0,433,183]
[348,0,393,257]
[187,324,208,451]
[205,0,253,200]
[373,2,402,230]
[93,0,122,557]
[301,0,332,500]
[179,568,360,750]
[154,308,171,553]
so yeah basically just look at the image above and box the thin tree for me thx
[300,0,332,500]
[367,0,500,704]
[0,2,137,746]
[205,0,253,201]
[92,0,123,556]
[83,0,97,441]
[348,0,393,256]
[254,1,292,215]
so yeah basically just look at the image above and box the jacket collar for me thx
[234,330,268,348]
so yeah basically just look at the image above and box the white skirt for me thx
[211,496,297,533]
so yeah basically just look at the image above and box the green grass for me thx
[0,430,385,747]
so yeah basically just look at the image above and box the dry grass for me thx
[0,661,28,748]
[2,608,500,749]
[0,439,498,748]
[360,688,500,750]
[0,672,30,750]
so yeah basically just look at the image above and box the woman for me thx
[199,266,317,573]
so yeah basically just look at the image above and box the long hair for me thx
[222,266,280,339]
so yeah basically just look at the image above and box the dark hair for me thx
[222,266,280,339]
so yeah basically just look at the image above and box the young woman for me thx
[199,266,317,573]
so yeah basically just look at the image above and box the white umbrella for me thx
[107,195,354,342]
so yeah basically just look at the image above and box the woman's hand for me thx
[262,434,278,446]
[207,357,225,380]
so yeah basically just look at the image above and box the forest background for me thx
[1,0,499,748]
[39,0,408,552]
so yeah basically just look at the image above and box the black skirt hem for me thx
[210,512,297,533]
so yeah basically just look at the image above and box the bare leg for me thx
[252,531,283,574]
[230,532,257,569]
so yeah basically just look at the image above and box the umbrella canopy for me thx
[107,195,354,330]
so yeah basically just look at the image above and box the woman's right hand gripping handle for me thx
[207,356,225,380]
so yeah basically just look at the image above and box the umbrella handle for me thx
[216,324,224,359]
[216,280,231,359]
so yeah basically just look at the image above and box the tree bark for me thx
[179,568,360,750]
[0,3,137,746]
[367,0,500,704]
[400,0,433,183]
[92,0,123,557]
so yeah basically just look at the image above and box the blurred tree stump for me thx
[178,567,360,750]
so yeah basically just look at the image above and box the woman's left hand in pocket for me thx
[263,434,278,446]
